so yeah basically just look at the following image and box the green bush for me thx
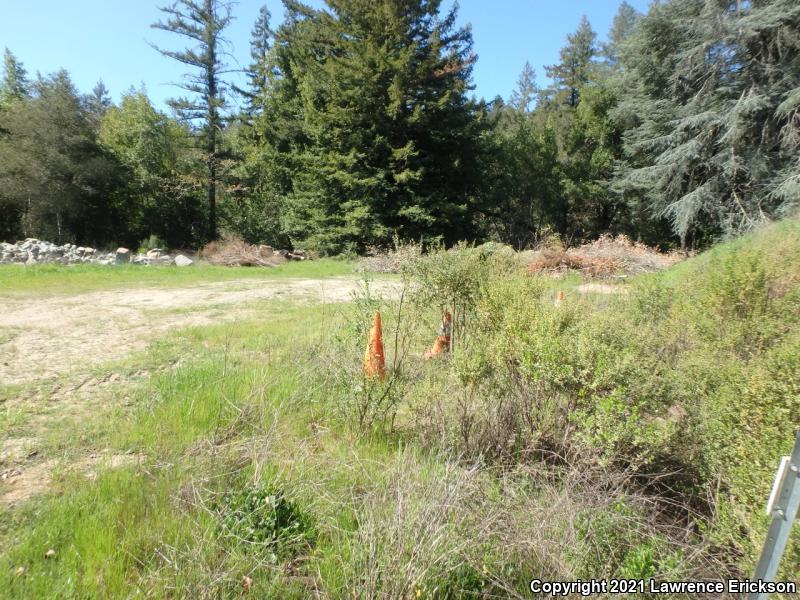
[389,218,800,578]
[216,481,314,560]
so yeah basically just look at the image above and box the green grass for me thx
[0,300,454,598]
[0,291,511,598]
[0,258,356,297]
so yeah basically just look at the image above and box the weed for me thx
[216,482,314,560]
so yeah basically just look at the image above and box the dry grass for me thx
[336,453,492,599]
[484,459,737,598]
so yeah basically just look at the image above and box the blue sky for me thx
[1,0,650,111]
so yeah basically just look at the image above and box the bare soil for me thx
[0,277,397,386]
[0,276,399,505]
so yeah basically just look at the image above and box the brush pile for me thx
[202,237,307,267]
[357,243,422,274]
[527,234,683,277]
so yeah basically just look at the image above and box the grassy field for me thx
[1,295,486,598]
[1,222,798,598]
[0,258,357,297]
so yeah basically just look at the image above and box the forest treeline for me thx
[0,0,798,253]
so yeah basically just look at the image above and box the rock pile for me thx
[0,239,194,267]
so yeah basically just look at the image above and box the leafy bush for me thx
[216,482,314,560]
[403,242,522,351]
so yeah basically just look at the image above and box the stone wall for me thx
[0,239,193,267]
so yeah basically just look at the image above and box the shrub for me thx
[138,234,167,254]
[382,218,800,579]
[215,481,314,560]
[403,242,522,351]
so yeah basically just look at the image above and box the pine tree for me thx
[544,16,597,108]
[87,80,111,113]
[509,62,538,112]
[737,0,800,224]
[151,0,234,241]
[602,2,640,66]
[242,5,272,110]
[1,48,29,104]
[612,0,800,247]
[86,79,112,131]
[261,0,485,253]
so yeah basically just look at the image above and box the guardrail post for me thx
[749,431,800,600]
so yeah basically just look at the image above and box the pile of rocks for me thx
[0,239,193,267]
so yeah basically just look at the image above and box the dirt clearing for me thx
[0,277,398,386]
[0,275,399,506]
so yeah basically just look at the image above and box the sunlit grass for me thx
[0,258,357,297]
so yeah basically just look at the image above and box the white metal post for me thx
[749,431,800,600]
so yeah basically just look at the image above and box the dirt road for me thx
[0,277,398,386]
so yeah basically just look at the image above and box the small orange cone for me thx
[555,290,566,305]
[424,311,452,360]
[363,311,385,380]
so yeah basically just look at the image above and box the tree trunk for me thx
[208,157,217,241]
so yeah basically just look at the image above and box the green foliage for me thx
[248,0,488,254]
[216,482,314,557]
[543,15,597,108]
[0,70,123,245]
[137,234,167,254]
[100,91,205,248]
[480,102,565,246]
[394,218,800,576]
[428,563,487,599]
[4,1,798,252]
[0,48,29,105]
[613,0,800,247]
[404,243,521,350]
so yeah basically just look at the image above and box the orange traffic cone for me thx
[424,311,452,360]
[363,311,386,380]
[555,290,566,305]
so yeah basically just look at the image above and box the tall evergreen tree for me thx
[240,4,273,111]
[602,2,641,66]
[258,0,486,253]
[509,62,538,112]
[612,0,800,247]
[151,0,234,241]
[86,79,113,131]
[0,48,29,104]
[87,80,112,114]
[544,16,597,108]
